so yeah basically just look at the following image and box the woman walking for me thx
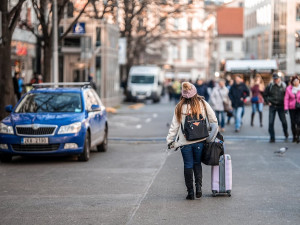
[284,75,300,143]
[166,82,218,200]
[250,75,265,127]
[210,79,230,132]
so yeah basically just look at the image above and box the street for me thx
[0,97,300,225]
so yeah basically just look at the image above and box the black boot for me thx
[251,113,255,126]
[193,164,202,198]
[296,127,300,144]
[184,168,194,200]
[259,112,263,127]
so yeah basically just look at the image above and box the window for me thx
[297,4,300,21]
[96,27,101,47]
[174,18,179,30]
[15,93,82,113]
[226,41,233,52]
[84,90,98,111]
[296,31,300,48]
[67,2,74,18]
[173,45,179,60]
[187,45,193,60]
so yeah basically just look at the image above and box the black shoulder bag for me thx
[180,104,209,141]
[201,101,224,166]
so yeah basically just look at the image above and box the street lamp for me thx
[215,71,220,78]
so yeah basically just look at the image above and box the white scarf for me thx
[292,85,300,95]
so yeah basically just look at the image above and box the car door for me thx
[84,90,100,146]
[90,89,105,143]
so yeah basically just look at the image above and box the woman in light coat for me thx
[209,79,230,132]
[167,82,218,200]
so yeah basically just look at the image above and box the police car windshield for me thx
[15,93,82,113]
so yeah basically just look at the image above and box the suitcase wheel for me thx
[227,191,231,197]
[212,191,217,197]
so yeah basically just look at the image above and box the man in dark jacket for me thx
[229,75,249,132]
[263,73,288,143]
[195,79,209,101]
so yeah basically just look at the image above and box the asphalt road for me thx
[0,96,299,225]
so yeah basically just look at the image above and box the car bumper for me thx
[0,132,85,156]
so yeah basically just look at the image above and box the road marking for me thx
[126,147,168,225]
[136,124,142,129]
[145,118,152,123]
[152,113,158,118]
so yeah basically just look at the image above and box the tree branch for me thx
[8,0,26,32]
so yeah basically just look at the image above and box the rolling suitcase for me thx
[211,154,232,197]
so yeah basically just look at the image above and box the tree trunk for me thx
[0,40,16,120]
[43,43,52,82]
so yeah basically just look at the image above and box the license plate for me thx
[22,138,49,144]
[137,95,146,99]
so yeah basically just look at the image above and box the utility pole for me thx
[52,0,59,83]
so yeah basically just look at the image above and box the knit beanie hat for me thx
[182,82,197,99]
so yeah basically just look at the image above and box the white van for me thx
[126,65,164,103]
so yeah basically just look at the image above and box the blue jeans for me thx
[252,103,263,113]
[215,111,225,128]
[180,142,204,169]
[234,107,243,130]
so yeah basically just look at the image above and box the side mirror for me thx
[91,104,101,111]
[5,105,13,113]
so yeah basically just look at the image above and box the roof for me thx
[225,60,278,72]
[217,7,243,36]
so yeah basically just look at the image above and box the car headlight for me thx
[58,122,82,134]
[0,123,14,134]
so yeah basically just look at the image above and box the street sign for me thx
[73,22,85,34]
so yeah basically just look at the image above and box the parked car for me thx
[126,65,164,103]
[0,83,108,163]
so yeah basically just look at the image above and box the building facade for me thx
[213,6,244,76]
[141,0,214,81]
[244,0,300,75]
[60,18,120,107]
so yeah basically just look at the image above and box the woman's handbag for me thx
[218,89,232,112]
[295,94,300,109]
[201,132,224,166]
[251,96,259,103]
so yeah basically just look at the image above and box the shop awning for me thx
[225,60,278,73]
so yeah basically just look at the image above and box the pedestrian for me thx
[194,79,209,101]
[228,75,250,132]
[250,75,265,127]
[30,72,39,84]
[226,79,234,124]
[284,75,300,143]
[167,79,175,102]
[12,72,21,101]
[172,79,181,104]
[263,73,288,143]
[166,82,218,200]
[210,79,230,132]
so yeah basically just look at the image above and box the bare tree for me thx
[0,0,26,119]
[21,0,91,82]
[118,0,187,78]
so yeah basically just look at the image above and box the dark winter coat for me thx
[229,82,250,108]
[12,77,19,94]
[195,84,209,101]
[263,82,286,107]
